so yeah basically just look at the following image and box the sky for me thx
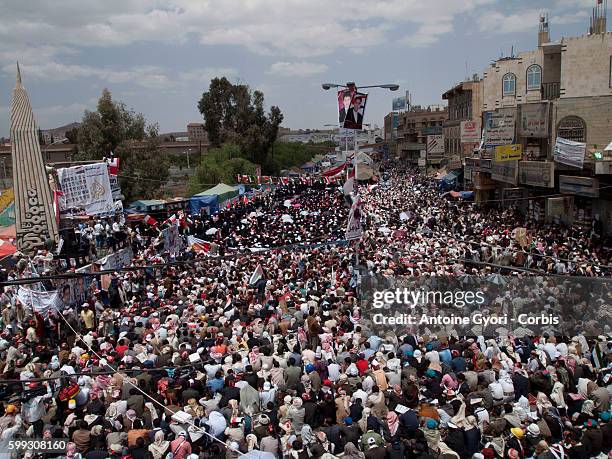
[0,0,600,136]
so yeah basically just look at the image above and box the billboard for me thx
[483,108,516,149]
[494,144,523,162]
[491,160,519,185]
[392,97,406,111]
[426,135,445,158]
[519,103,549,138]
[559,175,599,198]
[519,161,555,188]
[460,120,481,143]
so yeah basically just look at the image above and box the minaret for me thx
[538,14,550,47]
[10,63,59,253]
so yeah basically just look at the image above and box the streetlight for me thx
[321,82,399,91]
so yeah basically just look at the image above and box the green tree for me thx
[75,89,165,201]
[188,144,256,195]
[197,77,283,171]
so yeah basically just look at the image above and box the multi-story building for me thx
[459,4,612,232]
[442,76,483,159]
[187,123,207,142]
[396,105,447,166]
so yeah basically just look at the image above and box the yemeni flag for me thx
[108,157,120,175]
[143,215,158,226]
[162,214,177,227]
[187,235,211,253]
[249,264,264,285]
[322,162,346,177]
[343,166,355,195]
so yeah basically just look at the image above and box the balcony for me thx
[541,82,560,100]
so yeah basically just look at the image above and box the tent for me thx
[189,194,218,216]
[198,183,238,203]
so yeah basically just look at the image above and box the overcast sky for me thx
[0,0,599,136]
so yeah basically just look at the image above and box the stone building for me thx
[442,76,483,159]
[396,105,447,166]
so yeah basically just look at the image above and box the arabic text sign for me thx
[57,163,113,216]
[494,144,523,162]
[554,137,586,169]
[483,109,515,148]
[460,120,481,143]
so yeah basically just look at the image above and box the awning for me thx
[442,170,462,183]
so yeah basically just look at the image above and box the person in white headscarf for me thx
[148,430,169,459]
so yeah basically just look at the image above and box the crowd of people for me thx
[0,162,610,459]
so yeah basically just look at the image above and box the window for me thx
[502,73,516,96]
[557,116,586,142]
[526,65,542,91]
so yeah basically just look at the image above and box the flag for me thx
[162,214,177,226]
[322,162,346,177]
[187,235,211,253]
[242,196,249,204]
[53,190,64,225]
[343,166,355,195]
[108,156,120,175]
[143,215,158,226]
[249,264,264,285]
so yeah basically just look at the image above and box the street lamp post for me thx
[321,82,399,91]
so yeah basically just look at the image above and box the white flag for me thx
[249,264,264,285]
[16,286,58,319]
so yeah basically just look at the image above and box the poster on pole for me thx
[343,92,368,130]
[338,89,353,125]
[57,163,114,216]
[460,120,481,143]
[554,137,586,169]
[345,197,363,240]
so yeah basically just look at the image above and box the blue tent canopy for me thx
[442,170,462,184]
[460,191,474,200]
[189,194,218,215]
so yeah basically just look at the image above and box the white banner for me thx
[345,197,363,241]
[57,163,114,216]
[164,224,183,255]
[16,286,58,318]
[554,137,586,169]
[460,121,481,143]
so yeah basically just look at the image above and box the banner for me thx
[519,161,555,187]
[16,286,58,319]
[546,196,573,222]
[164,224,182,255]
[345,196,363,240]
[483,108,515,149]
[57,163,114,216]
[426,135,445,159]
[99,246,134,270]
[343,92,368,130]
[494,144,522,162]
[554,137,586,169]
[519,103,548,138]
[392,96,406,111]
[491,160,519,185]
[460,120,481,143]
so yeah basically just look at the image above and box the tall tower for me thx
[538,14,550,47]
[10,64,59,253]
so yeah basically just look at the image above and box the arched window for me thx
[526,65,542,91]
[502,73,516,96]
[557,116,586,142]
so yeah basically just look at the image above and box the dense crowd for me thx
[0,163,610,459]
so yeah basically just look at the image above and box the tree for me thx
[75,89,165,201]
[197,77,283,171]
[188,144,256,195]
[64,127,79,144]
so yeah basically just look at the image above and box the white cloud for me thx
[268,61,328,77]
[0,0,499,61]
[2,62,238,91]
[477,9,543,34]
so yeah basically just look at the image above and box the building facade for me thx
[187,123,207,141]
[456,7,612,233]
[396,106,447,166]
[442,77,483,159]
